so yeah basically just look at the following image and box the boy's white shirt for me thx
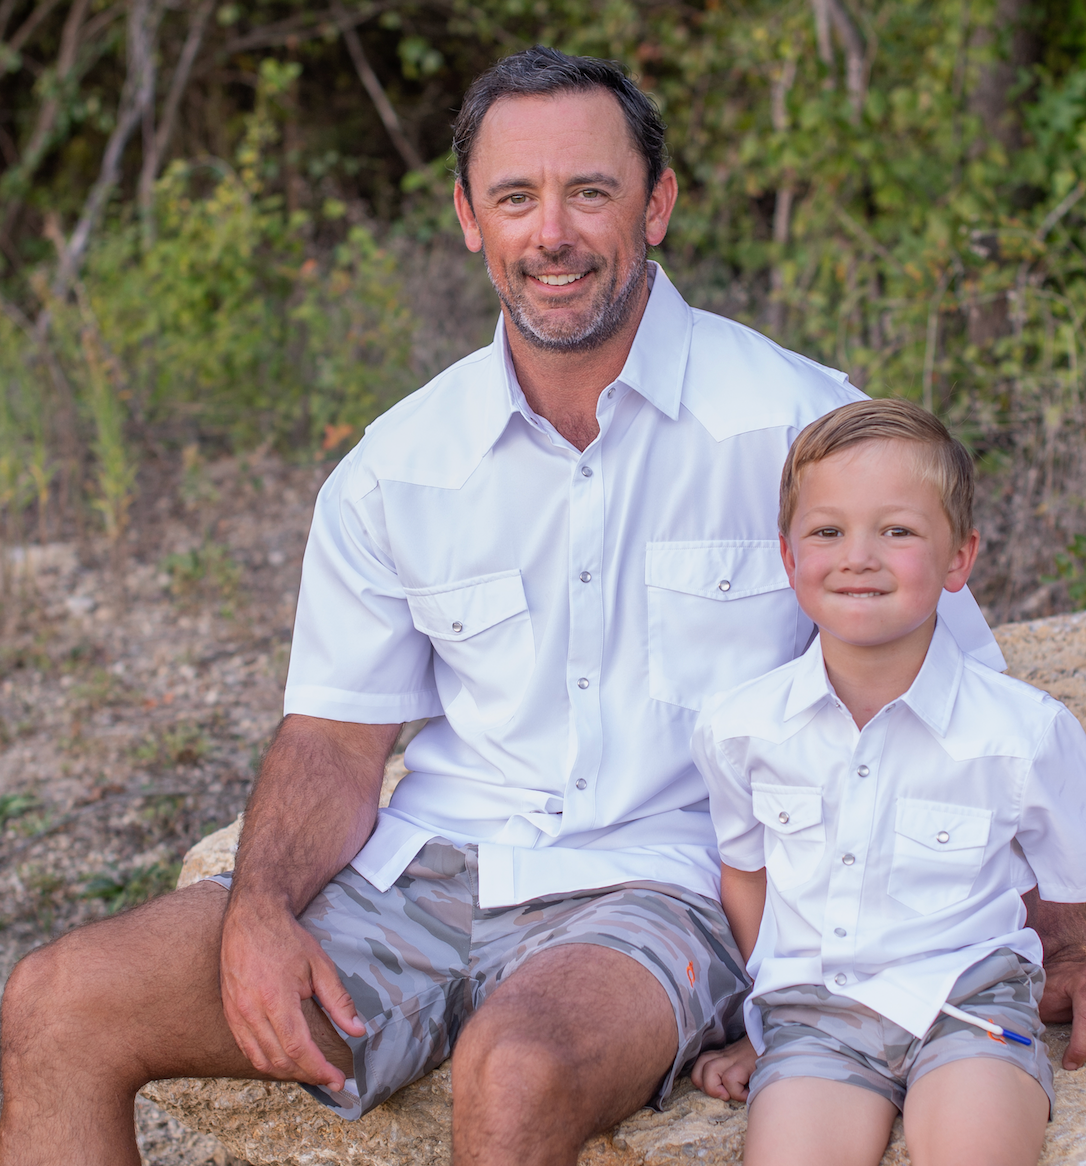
[693,617,1086,1051]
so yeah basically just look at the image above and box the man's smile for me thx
[532,272,588,286]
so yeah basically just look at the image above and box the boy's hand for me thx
[691,1035,757,1102]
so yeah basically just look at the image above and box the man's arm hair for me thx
[1024,888,1086,1070]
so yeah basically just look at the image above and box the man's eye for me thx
[506,193,529,205]
[580,189,602,199]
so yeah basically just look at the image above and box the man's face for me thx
[454,90,675,353]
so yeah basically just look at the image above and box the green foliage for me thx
[134,720,209,768]
[0,791,40,828]
[162,540,241,609]
[81,859,182,914]
[1045,534,1086,609]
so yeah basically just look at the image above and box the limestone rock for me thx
[146,621,1086,1164]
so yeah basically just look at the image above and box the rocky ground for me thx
[0,449,337,1164]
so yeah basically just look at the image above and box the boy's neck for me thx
[819,613,937,730]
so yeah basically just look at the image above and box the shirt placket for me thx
[822,707,890,992]
[560,396,614,832]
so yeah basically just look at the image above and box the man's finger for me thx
[311,953,366,1038]
[1064,987,1086,1070]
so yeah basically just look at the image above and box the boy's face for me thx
[780,439,979,651]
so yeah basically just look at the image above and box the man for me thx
[1,46,1083,1166]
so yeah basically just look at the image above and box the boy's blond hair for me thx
[779,399,974,546]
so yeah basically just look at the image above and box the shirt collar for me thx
[783,613,965,736]
[489,260,693,430]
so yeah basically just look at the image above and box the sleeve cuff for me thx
[283,684,444,724]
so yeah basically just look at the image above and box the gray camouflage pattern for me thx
[211,838,748,1120]
[748,948,1054,1115]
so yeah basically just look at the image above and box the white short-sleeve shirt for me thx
[284,264,1005,909]
[693,617,1086,1047]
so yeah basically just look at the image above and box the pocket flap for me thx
[752,784,823,833]
[894,798,992,852]
[405,570,528,641]
[645,541,789,600]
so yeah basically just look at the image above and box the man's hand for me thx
[691,1035,757,1102]
[1024,889,1086,1070]
[220,890,366,1091]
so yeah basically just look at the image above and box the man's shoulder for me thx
[340,343,503,493]
[682,308,866,442]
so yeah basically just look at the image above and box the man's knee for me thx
[453,1008,577,1107]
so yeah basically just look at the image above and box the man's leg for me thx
[0,882,351,1166]
[450,943,678,1166]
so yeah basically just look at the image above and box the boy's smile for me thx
[780,438,979,662]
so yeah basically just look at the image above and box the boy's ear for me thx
[943,528,980,593]
[779,532,797,590]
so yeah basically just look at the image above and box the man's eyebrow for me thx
[485,173,622,198]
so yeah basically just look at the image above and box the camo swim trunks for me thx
[209,838,748,1119]
[747,948,1054,1115]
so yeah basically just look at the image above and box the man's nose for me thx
[535,193,576,253]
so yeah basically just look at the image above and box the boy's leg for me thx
[0,881,352,1166]
[902,1059,1048,1166]
[744,1078,897,1166]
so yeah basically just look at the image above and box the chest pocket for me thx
[752,784,825,890]
[887,798,992,915]
[646,541,800,711]
[404,570,535,729]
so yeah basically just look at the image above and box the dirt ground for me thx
[0,449,336,1164]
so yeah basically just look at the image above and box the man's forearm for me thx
[230,714,402,915]
[1023,888,1086,959]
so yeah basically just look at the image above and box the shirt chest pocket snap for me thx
[887,798,992,915]
[404,570,535,729]
[646,541,800,712]
[752,784,826,890]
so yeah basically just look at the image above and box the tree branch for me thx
[331,0,423,172]
[6,0,63,52]
[138,0,214,233]
[825,0,866,119]
[223,3,378,54]
[0,0,20,41]
[53,0,165,296]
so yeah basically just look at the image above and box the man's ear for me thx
[454,181,483,253]
[645,168,678,248]
[779,532,797,590]
[944,528,980,593]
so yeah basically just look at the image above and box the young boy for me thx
[691,399,1086,1166]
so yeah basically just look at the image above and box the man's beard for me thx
[484,236,648,354]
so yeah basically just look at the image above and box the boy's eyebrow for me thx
[485,172,622,198]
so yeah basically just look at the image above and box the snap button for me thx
[857,765,869,777]
[451,622,463,633]
[842,853,856,866]
[607,387,615,398]
[937,831,950,844]
[778,811,790,824]
[834,972,847,986]
[718,580,731,592]
[834,927,847,937]
[575,778,587,790]
[579,571,591,583]
[581,466,593,477]
[577,677,590,689]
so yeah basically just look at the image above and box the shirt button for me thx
[937,831,950,844]
[717,579,731,592]
[857,765,869,777]
[451,622,463,633]
[577,677,590,689]
[607,387,615,398]
[834,973,847,986]
[778,811,790,824]
[579,571,592,583]
[842,853,856,866]
[576,779,587,790]
[581,466,593,477]
[834,927,847,937]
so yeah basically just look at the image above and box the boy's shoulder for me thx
[696,654,816,748]
[945,653,1074,762]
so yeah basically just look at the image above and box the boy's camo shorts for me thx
[208,838,748,1120]
[748,948,1055,1115]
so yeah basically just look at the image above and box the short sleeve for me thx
[1017,705,1086,902]
[691,697,766,871]
[282,454,443,724]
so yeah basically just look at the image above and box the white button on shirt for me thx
[284,264,1005,910]
[693,618,1086,1048]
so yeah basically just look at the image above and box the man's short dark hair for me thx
[452,45,668,204]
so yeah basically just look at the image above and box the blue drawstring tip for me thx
[1002,1029,1032,1047]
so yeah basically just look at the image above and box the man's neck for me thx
[505,277,650,452]
[820,614,936,730]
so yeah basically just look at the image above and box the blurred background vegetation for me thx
[2,0,1086,619]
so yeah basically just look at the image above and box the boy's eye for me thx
[886,527,913,537]
[813,527,841,538]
